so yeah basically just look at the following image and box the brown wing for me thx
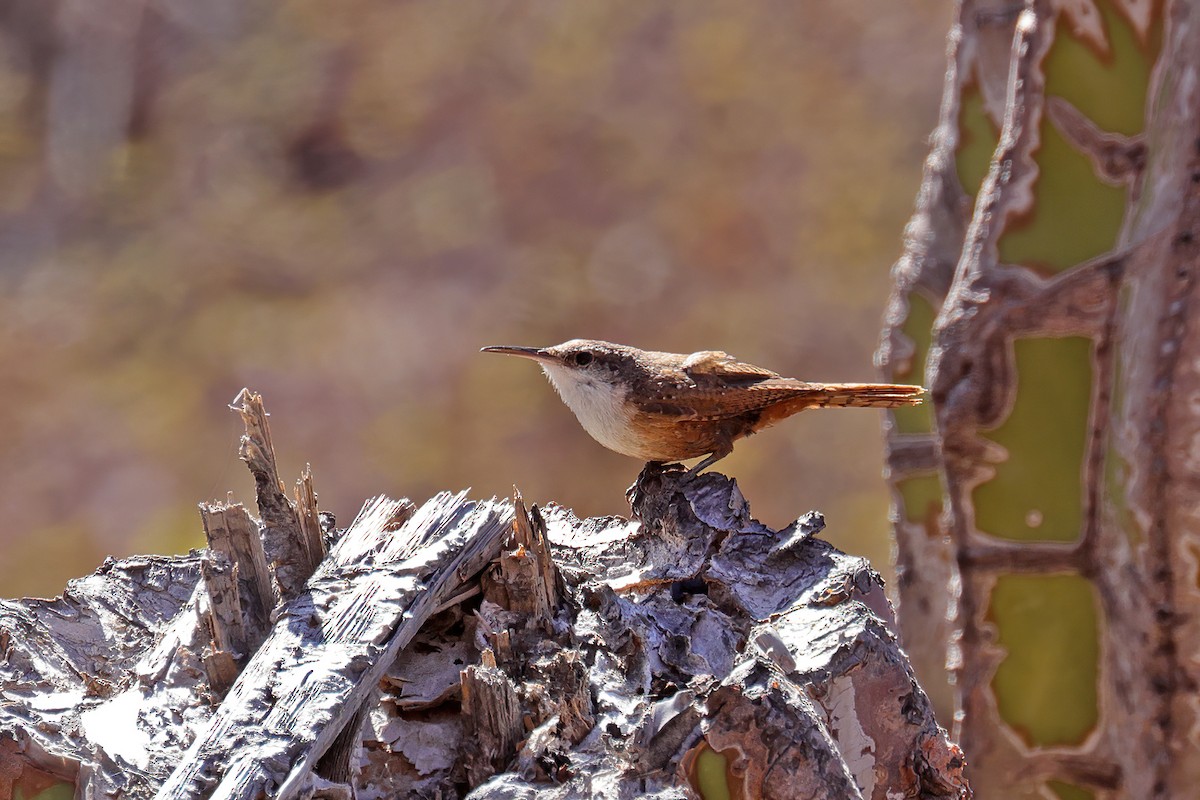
[633,350,923,420]
[681,350,781,382]
[630,350,818,419]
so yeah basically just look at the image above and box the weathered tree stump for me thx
[0,393,968,799]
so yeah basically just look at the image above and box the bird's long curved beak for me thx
[480,345,559,364]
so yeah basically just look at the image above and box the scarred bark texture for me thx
[0,398,967,800]
[879,0,1200,796]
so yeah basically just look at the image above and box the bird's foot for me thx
[626,461,688,514]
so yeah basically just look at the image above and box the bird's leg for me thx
[626,461,665,506]
[688,444,733,476]
[639,460,667,480]
[626,461,693,505]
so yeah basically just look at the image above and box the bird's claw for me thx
[626,461,689,514]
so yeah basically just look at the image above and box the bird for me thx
[481,339,924,474]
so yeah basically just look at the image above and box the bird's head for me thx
[481,339,654,456]
[480,340,636,402]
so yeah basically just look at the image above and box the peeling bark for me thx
[0,396,967,800]
[880,0,1200,796]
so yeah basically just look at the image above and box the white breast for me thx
[539,364,647,458]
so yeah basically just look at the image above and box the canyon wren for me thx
[482,339,924,474]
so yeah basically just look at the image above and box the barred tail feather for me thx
[756,382,925,428]
[806,383,926,408]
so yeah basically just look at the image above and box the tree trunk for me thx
[0,393,967,800]
[879,0,1200,796]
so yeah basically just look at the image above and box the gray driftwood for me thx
[157,492,511,799]
[0,395,968,800]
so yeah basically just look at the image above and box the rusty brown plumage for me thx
[482,339,924,473]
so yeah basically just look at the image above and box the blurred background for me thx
[0,0,951,597]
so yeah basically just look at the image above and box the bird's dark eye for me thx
[573,351,594,367]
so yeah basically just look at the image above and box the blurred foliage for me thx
[15,783,74,800]
[892,291,936,434]
[998,0,1157,273]
[692,745,732,800]
[1047,780,1095,800]
[975,337,1094,543]
[988,573,1099,747]
[0,0,950,597]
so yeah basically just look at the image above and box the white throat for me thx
[539,363,643,458]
